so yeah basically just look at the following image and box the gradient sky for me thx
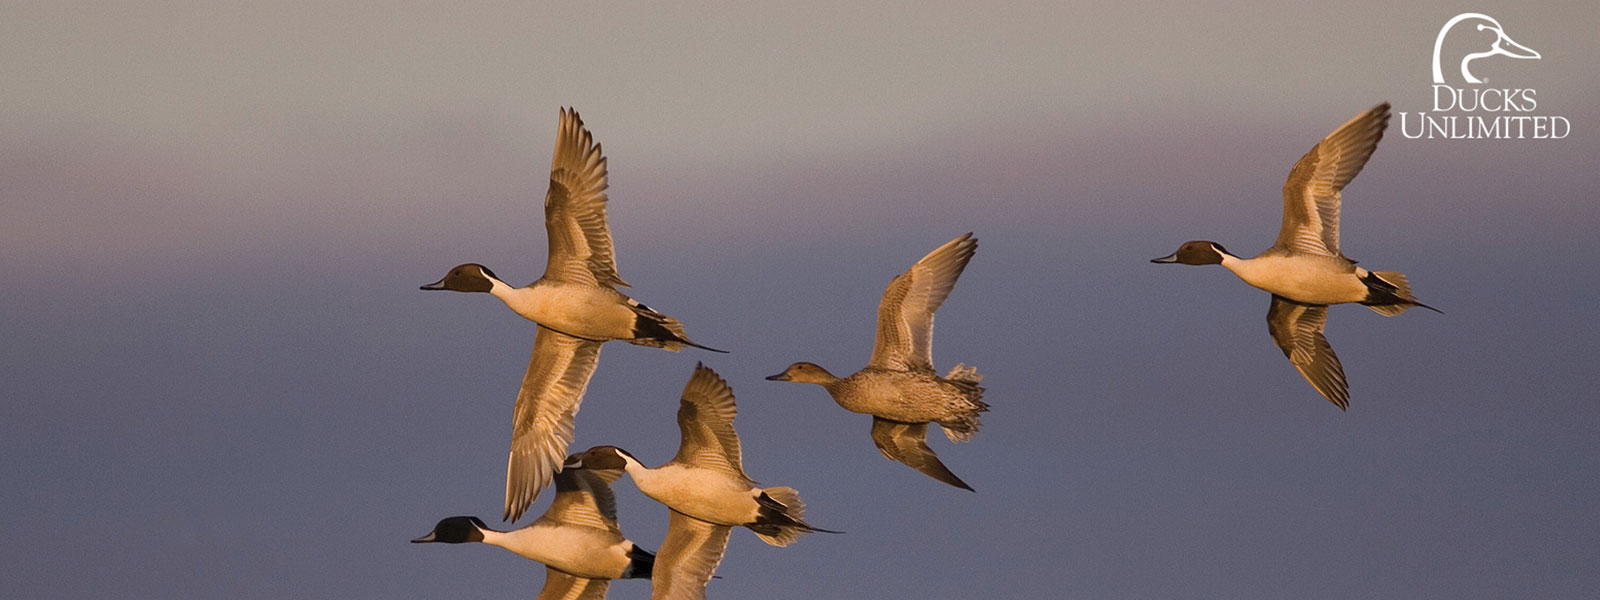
[3,2,1598,598]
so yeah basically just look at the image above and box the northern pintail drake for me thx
[423,108,723,522]
[767,233,986,491]
[412,465,654,600]
[566,364,834,600]
[421,107,723,353]
[1152,102,1438,410]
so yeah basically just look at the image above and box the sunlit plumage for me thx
[567,365,832,600]
[768,233,987,490]
[422,108,724,521]
[1152,103,1438,409]
[412,466,654,600]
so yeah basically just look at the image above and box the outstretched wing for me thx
[870,418,973,491]
[1266,295,1349,410]
[536,568,610,600]
[543,107,628,288]
[1276,103,1389,257]
[669,364,753,484]
[652,510,731,600]
[868,233,978,372]
[504,326,604,522]
[537,465,624,535]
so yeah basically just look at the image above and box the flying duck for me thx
[1152,103,1438,409]
[422,108,724,521]
[412,464,654,600]
[421,107,723,352]
[767,233,986,491]
[566,364,833,599]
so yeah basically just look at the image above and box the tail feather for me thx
[621,543,654,579]
[940,363,988,443]
[1367,303,1409,316]
[626,300,727,353]
[746,487,838,547]
[945,363,982,385]
[1361,270,1441,316]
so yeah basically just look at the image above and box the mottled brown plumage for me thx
[768,233,986,490]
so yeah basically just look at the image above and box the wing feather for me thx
[1276,103,1389,257]
[537,466,623,534]
[504,326,604,522]
[869,418,973,491]
[536,569,610,600]
[1266,296,1350,409]
[669,364,752,484]
[543,107,628,287]
[651,511,730,600]
[868,233,977,371]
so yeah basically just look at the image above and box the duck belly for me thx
[833,372,964,423]
[1228,255,1366,305]
[635,465,758,526]
[500,283,637,340]
[493,524,632,579]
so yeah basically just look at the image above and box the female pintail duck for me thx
[1152,102,1438,410]
[412,465,654,600]
[767,233,986,491]
[565,364,834,600]
[421,107,723,353]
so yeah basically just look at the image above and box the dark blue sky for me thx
[3,2,1597,598]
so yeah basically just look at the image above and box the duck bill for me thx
[419,277,448,291]
[1150,252,1180,264]
[764,372,791,382]
[410,532,438,543]
[1496,33,1541,60]
[562,456,584,469]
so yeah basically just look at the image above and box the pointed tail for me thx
[746,487,840,547]
[620,543,654,579]
[1361,270,1441,316]
[626,300,727,353]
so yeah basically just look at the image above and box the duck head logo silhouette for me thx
[1432,13,1540,84]
[1402,12,1567,140]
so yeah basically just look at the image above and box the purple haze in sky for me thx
[2,2,1597,598]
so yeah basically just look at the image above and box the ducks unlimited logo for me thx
[1400,13,1571,139]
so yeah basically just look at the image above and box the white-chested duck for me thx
[422,108,724,522]
[413,464,654,600]
[1152,103,1438,410]
[422,108,721,353]
[566,364,834,600]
